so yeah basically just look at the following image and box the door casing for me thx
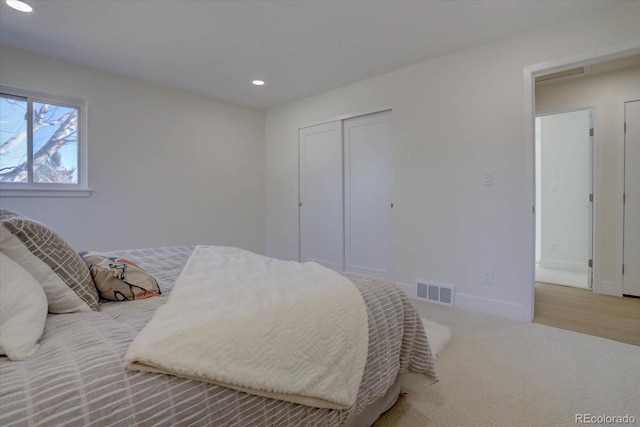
[523,40,640,321]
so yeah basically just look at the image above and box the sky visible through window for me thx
[0,95,78,184]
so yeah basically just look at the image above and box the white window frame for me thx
[0,84,90,197]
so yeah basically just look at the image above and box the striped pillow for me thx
[0,209,99,313]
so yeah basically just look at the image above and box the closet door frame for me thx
[298,106,394,274]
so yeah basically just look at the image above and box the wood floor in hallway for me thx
[534,282,640,346]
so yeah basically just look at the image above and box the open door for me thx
[535,109,594,289]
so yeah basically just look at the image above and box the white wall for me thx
[0,46,266,254]
[264,3,640,320]
[536,65,640,293]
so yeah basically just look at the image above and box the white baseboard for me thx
[395,281,416,299]
[454,293,527,322]
[539,259,588,273]
[396,282,526,322]
[539,259,589,273]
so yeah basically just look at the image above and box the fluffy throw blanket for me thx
[125,246,369,409]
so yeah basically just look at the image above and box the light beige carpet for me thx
[376,300,640,427]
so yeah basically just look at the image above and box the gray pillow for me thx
[0,209,99,312]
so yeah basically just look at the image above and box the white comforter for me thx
[124,246,369,409]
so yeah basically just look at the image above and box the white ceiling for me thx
[0,0,627,109]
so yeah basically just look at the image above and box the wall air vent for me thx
[416,281,455,307]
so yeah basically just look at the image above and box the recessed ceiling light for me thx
[6,0,34,12]
[252,80,265,86]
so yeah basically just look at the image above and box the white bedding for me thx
[125,245,369,410]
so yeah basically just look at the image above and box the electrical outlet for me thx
[482,269,493,285]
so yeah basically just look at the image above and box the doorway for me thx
[524,44,640,322]
[535,109,593,290]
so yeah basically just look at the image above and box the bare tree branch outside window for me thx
[0,95,79,185]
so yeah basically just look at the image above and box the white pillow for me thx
[0,252,48,360]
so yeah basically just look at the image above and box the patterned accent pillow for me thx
[79,252,161,301]
[0,209,99,313]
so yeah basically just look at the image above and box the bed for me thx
[0,210,437,426]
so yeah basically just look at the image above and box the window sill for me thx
[0,187,92,198]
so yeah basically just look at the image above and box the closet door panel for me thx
[344,111,393,276]
[298,121,344,270]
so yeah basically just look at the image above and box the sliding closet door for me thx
[298,121,344,270]
[343,111,393,277]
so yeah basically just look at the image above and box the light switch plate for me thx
[483,171,494,186]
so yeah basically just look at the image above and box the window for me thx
[0,85,89,196]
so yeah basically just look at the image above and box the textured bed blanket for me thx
[125,245,369,409]
[1,246,436,426]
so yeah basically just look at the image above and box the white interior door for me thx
[299,121,344,270]
[623,100,640,296]
[343,111,393,277]
[536,109,593,289]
